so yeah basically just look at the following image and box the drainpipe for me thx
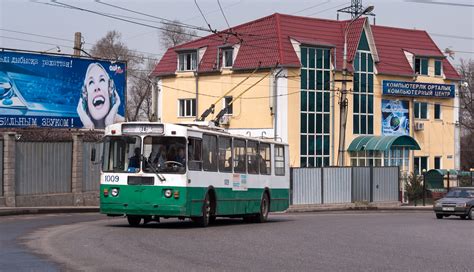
[194,49,199,121]
[273,67,283,140]
[331,47,336,166]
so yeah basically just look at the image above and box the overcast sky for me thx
[1,0,473,67]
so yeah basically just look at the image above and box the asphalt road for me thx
[1,211,473,271]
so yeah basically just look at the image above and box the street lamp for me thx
[337,5,375,166]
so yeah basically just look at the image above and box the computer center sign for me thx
[0,50,126,129]
[382,80,455,98]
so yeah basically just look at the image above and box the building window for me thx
[434,59,442,76]
[300,46,331,167]
[178,52,197,71]
[414,57,428,75]
[414,156,428,175]
[353,37,374,135]
[434,104,441,119]
[414,102,428,119]
[434,156,441,169]
[178,99,196,117]
[223,48,233,67]
[224,96,233,115]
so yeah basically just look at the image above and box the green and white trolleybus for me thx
[99,122,290,227]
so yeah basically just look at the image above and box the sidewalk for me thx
[0,206,99,216]
[0,203,432,216]
[288,202,433,213]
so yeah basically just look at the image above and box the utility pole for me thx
[74,32,82,56]
[273,67,283,140]
[337,5,374,166]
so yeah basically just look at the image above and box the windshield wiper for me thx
[141,155,166,182]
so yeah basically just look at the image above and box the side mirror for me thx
[91,148,96,162]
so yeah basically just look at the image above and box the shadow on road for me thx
[106,217,292,229]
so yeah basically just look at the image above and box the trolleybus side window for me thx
[202,134,218,172]
[247,140,259,174]
[188,137,202,171]
[275,145,285,176]
[259,143,271,175]
[218,136,232,172]
[233,138,246,173]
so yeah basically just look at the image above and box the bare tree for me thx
[90,30,155,121]
[159,20,197,48]
[458,59,474,170]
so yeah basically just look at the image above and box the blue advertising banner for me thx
[382,100,409,135]
[0,50,126,129]
[382,80,455,98]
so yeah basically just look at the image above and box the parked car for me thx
[433,187,474,220]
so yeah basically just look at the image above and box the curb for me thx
[0,207,100,217]
[287,205,433,213]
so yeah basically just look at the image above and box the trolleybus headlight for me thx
[111,188,119,197]
[164,189,172,198]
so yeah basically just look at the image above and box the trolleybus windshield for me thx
[143,136,187,174]
[102,136,142,173]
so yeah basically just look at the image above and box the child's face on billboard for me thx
[86,64,111,120]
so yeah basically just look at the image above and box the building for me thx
[151,13,461,176]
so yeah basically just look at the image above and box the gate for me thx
[353,167,371,202]
[82,142,102,192]
[15,142,72,195]
[372,167,399,202]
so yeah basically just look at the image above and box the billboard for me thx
[382,99,409,135]
[382,80,455,98]
[0,50,126,129]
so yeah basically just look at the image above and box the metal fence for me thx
[323,167,351,204]
[353,167,371,202]
[292,168,322,205]
[15,142,72,195]
[82,142,102,192]
[291,166,400,205]
[0,141,3,196]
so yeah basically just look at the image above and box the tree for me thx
[90,30,155,121]
[405,173,423,206]
[458,59,474,170]
[159,20,197,49]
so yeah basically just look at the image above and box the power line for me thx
[291,0,331,15]
[306,2,350,16]
[194,0,215,33]
[429,33,474,41]
[0,29,164,59]
[404,0,474,8]
[95,0,211,33]
[217,0,232,30]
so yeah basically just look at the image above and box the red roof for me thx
[152,13,461,80]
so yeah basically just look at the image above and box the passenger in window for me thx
[175,147,186,165]
[258,153,267,174]
[128,147,141,168]
[153,146,167,169]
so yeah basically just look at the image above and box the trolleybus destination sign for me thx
[382,80,455,98]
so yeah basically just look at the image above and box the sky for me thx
[1,0,473,68]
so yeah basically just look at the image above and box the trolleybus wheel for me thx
[194,193,210,227]
[127,215,142,226]
[255,193,270,223]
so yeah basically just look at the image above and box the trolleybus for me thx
[97,122,290,227]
